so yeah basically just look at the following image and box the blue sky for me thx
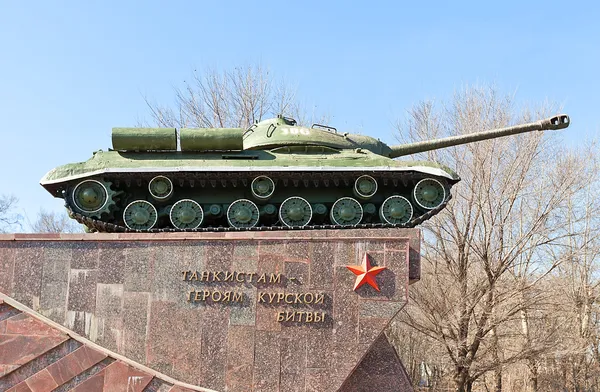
[1,1,598,229]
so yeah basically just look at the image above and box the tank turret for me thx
[40,114,569,232]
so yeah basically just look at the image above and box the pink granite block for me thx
[117,233,157,241]
[257,242,286,281]
[69,369,105,391]
[196,307,229,390]
[166,308,203,384]
[339,334,414,392]
[224,231,254,239]
[332,240,355,267]
[6,382,34,392]
[359,318,390,345]
[122,292,150,364]
[225,325,254,392]
[283,261,309,292]
[255,300,281,332]
[58,233,87,241]
[13,234,60,241]
[97,244,126,284]
[204,242,234,271]
[280,332,307,392]
[332,340,361,381]
[66,269,98,317]
[102,361,153,391]
[309,242,334,290]
[146,301,180,374]
[45,346,107,386]
[285,241,311,262]
[21,369,59,392]
[168,386,196,392]
[0,364,19,377]
[305,368,332,392]
[188,232,226,240]
[5,313,66,337]
[305,328,332,369]
[0,335,68,367]
[384,249,409,301]
[11,245,45,309]
[332,265,360,340]
[0,244,16,294]
[252,331,280,392]
[94,283,124,352]
[70,242,99,269]
[124,245,154,292]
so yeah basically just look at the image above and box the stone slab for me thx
[0,228,419,391]
[0,303,214,391]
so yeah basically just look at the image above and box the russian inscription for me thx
[180,270,329,324]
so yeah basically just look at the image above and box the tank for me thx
[40,114,570,232]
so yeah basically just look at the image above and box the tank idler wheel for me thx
[379,196,413,225]
[71,179,116,218]
[330,197,363,226]
[413,178,446,210]
[354,175,378,199]
[149,175,173,200]
[227,199,260,228]
[123,200,158,230]
[251,176,275,200]
[279,197,312,227]
[170,199,204,229]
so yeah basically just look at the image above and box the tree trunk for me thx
[494,367,502,392]
[491,319,502,392]
[527,359,539,392]
[454,367,470,392]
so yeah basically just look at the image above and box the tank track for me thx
[63,171,453,233]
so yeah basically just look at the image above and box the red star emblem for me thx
[346,253,387,291]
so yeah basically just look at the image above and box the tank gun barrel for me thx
[388,114,570,159]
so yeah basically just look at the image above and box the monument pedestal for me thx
[0,229,419,391]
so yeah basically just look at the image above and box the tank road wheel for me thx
[149,175,173,201]
[330,197,363,226]
[251,176,275,200]
[413,178,446,210]
[227,199,260,228]
[354,175,378,199]
[170,199,204,229]
[379,196,413,225]
[123,200,158,230]
[279,197,312,227]
[71,179,116,218]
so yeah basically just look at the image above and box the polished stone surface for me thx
[0,302,206,391]
[0,228,419,391]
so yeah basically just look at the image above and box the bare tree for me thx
[0,195,20,232]
[534,153,600,391]
[29,209,83,233]
[144,65,327,129]
[392,86,590,392]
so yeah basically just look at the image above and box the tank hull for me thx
[41,150,459,232]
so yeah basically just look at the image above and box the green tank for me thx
[40,114,570,232]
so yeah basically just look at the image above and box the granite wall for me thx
[0,228,419,391]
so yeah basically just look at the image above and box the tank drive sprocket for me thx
[68,179,118,219]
